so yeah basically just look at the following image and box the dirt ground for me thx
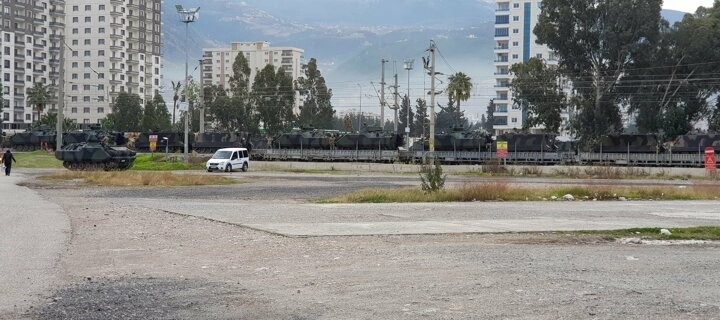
[15,175,720,320]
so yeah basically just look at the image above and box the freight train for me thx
[2,127,718,167]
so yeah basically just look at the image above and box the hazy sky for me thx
[662,0,714,13]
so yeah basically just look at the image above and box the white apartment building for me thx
[202,41,304,112]
[62,0,162,126]
[1,0,65,132]
[493,0,566,134]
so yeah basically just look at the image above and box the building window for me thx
[84,28,91,34]
[99,16,105,22]
[512,54,519,59]
[97,107,104,113]
[72,62,78,68]
[84,73,90,79]
[513,3,519,8]
[84,17,91,23]
[72,51,78,57]
[84,39,91,45]
[72,28,78,34]
[97,73,104,79]
[98,28,105,33]
[99,5,105,10]
[511,117,518,123]
[513,16,519,21]
[83,107,90,113]
[84,51,90,57]
[71,85,78,91]
[536,53,543,59]
[84,62,91,67]
[72,17,79,23]
[98,50,105,56]
[72,73,78,79]
[98,39,105,45]
[72,5,79,11]
[512,28,519,34]
[84,5,91,11]
[83,96,91,102]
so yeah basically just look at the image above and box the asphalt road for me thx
[2,168,720,319]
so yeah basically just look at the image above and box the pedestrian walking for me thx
[2,149,16,176]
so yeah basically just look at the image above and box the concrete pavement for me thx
[134,199,720,237]
[0,172,70,317]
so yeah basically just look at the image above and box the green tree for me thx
[228,52,258,133]
[710,99,720,132]
[253,64,296,136]
[534,0,663,142]
[414,98,429,137]
[446,72,473,113]
[509,58,566,134]
[141,94,171,132]
[398,95,415,136]
[484,100,495,133]
[297,58,335,128]
[35,113,77,131]
[436,97,467,133]
[170,81,182,125]
[104,92,143,132]
[27,82,53,124]
[204,85,238,131]
[623,4,720,137]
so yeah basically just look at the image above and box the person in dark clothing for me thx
[2,150,16,176]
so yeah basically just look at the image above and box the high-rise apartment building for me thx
[493,0,564,134]
[62,0,162,126]
[202,41,304,112]
[1,0,65,131]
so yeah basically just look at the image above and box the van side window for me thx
[242,150,248,158]
[231,152,238,160]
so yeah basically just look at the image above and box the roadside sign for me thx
[497,141,508,159]
[149,135,158,152]
[705,147,716,173]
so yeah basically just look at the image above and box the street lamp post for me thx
[357,83,362,133]
[176,5,200,162]
[403,59,413,149]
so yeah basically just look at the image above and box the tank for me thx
[194,132,250,153]
[411,130,492,151]
[670,134,720,154]
[7,125,56,151]
[594,134,661,153]
[335,127,402,150]
[55,142,137,171]
[274,129,337,149]
[496,134,557,152]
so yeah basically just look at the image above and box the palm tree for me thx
[27,83,53,124]
[171,80,182,124]
[446,72,473,113]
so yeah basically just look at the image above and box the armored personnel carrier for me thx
[55,142,136,171]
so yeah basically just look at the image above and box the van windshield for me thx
[211,151,232,159]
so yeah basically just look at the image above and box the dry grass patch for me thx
[322,182,720,203]
[39,171,236,187]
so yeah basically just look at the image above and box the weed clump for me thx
[420,160,446,192]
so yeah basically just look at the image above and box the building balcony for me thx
[203,59,212,64]
[33,55,44,62]
[34,42,44,49]
[49,34,63,41]
[494,58,509,63]
[49,59,60,65]
[14,40,26,47]
[110,22,123,28]
[109,79,122,85]
[494,45,509,50]
[127,2,140,9]
[49,0,65,5]
[110,56,123,62]
[127,59,139,65]
[50,8,65,15]
[127,70,139,76]
[110,33,122,40]
[14,54,26,61]
[494,71,509,75]
[110,10,123,17]
[49,46,61,53]
[110,44,123,51]
[33,69,44,74]
[33,18,46,25]
[494,84,510,88]
[14,67,26,73]
[49,71,60,77]
[202,52,213,58]
[49,21,65,28]
[109,68,122,73]
[127,81,139,87]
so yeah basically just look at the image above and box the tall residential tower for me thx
[1,0,65,131]
[493,0,561,134]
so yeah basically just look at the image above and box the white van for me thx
[206,148,250,172]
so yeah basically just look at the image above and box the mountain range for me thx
[162,0,691,119]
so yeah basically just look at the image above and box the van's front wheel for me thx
[241,162,248,172]
[225,164,232,172]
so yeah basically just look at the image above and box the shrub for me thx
[420,160,446,192]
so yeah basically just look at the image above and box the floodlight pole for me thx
[429,41,436,154]
[177,5,199,162]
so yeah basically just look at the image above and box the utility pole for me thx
[176,5,200,162]
[403,59,414,149]
[198,59,205,133]
[429,41,437,153]
[380,59,387,130]
[393,72,399,132]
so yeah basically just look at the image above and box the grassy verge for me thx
[464,164,703,180]
[322,182,720,203]
[38,171,236,187]
[14,151,63,169]
[130,154,207,171]
[566,227,720,241]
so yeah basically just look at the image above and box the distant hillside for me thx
[161,2,696,118]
